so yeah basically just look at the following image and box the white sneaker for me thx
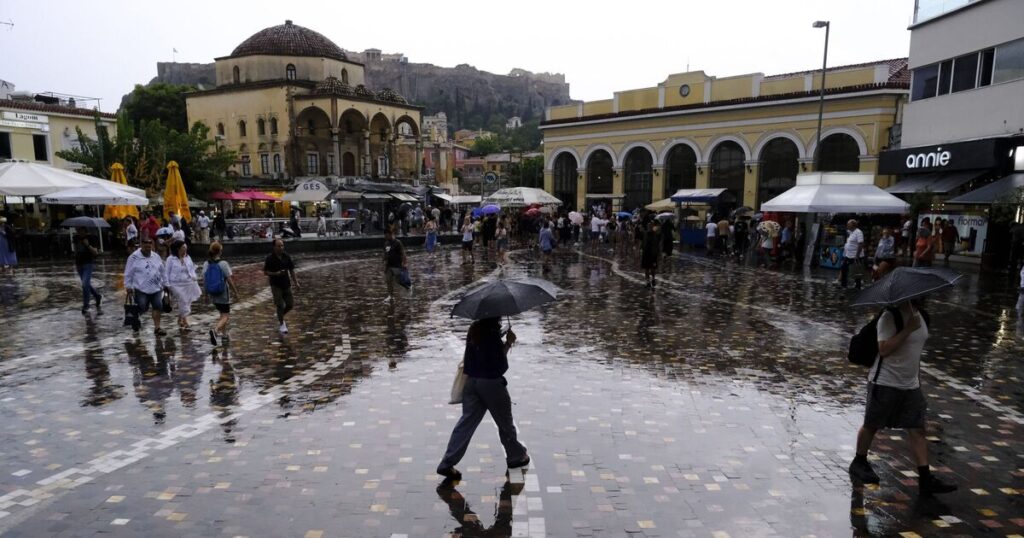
[279,321,288,334]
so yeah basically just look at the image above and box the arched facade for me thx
[552,153,578,211]
[294,106,332,176]
[758,137,800,206]
[369,113,392,178]
[586,149,613,194]
[582,144,618,169]
[663,143,698,197]
[622,147,654,211]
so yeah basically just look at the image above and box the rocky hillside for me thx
[149,60,574,133]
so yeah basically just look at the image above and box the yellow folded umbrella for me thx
[102,163,140,220]
[162,161,192,222]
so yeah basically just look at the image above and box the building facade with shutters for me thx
[185,21,423,188]
[540,59,910,213]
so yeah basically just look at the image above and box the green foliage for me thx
[56,111,237,197]
[471,136,502,156]
[122,83,195,133]
[991,186,1024,223]
[509,156,544,188]
[468,120,543,156]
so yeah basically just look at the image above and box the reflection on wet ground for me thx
[0,244,1022,537]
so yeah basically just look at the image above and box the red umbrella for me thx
[245,190,280,201]
[209,191,248,201]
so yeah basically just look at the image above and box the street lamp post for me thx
[812,20,830,171]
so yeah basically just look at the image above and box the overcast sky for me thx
[1,0,914,112]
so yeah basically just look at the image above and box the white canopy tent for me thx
[0,161,146,197]
[282,179,330,202]
[42,183,149,206]
[482,187,562,208]
[759,173,909,214]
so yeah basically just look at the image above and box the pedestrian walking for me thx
[641,221,660,288]
[424,216,438,255]
[263,238,299,334]
[0,216,18,275]
[913,228,934,267]
[539,221,555,271]
[124,217,139,249]
[873,228,896,279]
[660,218,674,259]
[496,220,509,265]
[839,219,865,289]
[213,212,226,241]
[437,317,529,480]
[202,241,238,346]
[123,238,167,335]
[164,241,202,332]
[848,301,957,496]
[460,217,475,265]
[316,213,327,237]
[196,211,210,243]
[941,220,960,262]
[705,218,718,256]
[383,228,407,301]
[74,228,102,314]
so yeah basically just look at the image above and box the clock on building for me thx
[679,84,691,97]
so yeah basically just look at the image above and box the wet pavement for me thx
[0,242,1022,537]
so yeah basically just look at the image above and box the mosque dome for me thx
[230,20,346,61]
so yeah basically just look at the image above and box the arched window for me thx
[238,120,247,138]
[270,117,278,135]
[232,66,240,84]
[286,64,296,81]
[664,144,697,197]
[818,133,860,172]
[216,123,225,137]
[623,148,653,211]
[553,153,579,211]
[257,118,266,136]
[758,138,800,205]
[272,154,282,174]
[585,150,613,194]
[709,141,745,201]
[341,68,349,84]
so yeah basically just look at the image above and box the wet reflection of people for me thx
[209,349,240,444]
[383,305,409,368]
[125,337,174,424]
[436,478,523,537]
[81,316,124,407]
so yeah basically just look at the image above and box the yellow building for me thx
[0,97,117,170]
[541,59,910,212]
[186,20,423,185]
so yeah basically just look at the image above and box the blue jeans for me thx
[76,263,101,308]
[439,377,528,470]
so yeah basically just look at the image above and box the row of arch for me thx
[551,131,864,211]
[231,65,350,84]
[293,106,420,178]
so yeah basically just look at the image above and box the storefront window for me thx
[993,37,1024,84]
[33,134,48,161]
[0,133,11,159]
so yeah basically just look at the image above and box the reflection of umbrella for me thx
[656,212,675,221]
[568,211,583,225]
[732,206,753,217]
[851,267,962,307]
[103,163,141,220]
[481,204,500,215]
[162,161,191,222]
[451,278,559,320]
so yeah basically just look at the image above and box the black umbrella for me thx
[732,206,754,217]
[451,278,558,320]
[851,267,962,307]
[60,216,110,228]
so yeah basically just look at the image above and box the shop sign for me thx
[3,111,49,123]
[299,180,327,192]
[879,138,1002,174]
[919,212,988,256]
[0,119,49,131]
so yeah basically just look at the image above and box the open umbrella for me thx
[732,206,753,217]
[451,277,559,320]
[162,161,191,222]
[616,211,633,220]
[656,212,675,221]
[42,182,149,206]
[103,163,141,220]
[568,211,583,225]
[851,267,962,307]
[60,216,111,251]
[481,204,501,215]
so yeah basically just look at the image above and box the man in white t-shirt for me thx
[705,220,718,256]
[848,302,957,496]
[839,219,865,289]
[196,211,211,243]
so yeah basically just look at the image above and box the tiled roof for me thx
[0,99,116,119]
[765,58,909,82]
[314,76,352,96]
[230,20,347,61]
[540,82,908,127]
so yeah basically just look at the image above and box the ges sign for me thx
[906,148,951,169]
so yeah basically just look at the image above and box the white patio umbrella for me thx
[482,187,562,208]
[42,183,149,206]
[759,172,908,214]
[0,161,145,197]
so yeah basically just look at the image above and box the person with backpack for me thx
[848,300,957,496]
[202,241,238,346]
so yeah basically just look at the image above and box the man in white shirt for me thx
[840,219,865,289]
[124,238,167,335]
[124,217,138,247]
[196,211,211,243]
[705,219,718,256]
[590,215,607,249]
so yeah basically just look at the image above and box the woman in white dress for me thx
[164,241,202,331]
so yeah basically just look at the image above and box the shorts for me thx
[542,248,552,255]
[462,241,473,251]
[134,290,164,312]
[213,302,230,314]
[497,239,508,250]
[271,285,294,312]
[863,383,927,430]
[590,231,600,240]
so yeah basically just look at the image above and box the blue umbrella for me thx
[481,204,501,215]
[616,211,632,219]
[471,207,483,218]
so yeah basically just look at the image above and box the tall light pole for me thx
[812,20,830,171]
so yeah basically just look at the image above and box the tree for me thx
[471,136,502,156]
[56,111,237,197]
[122,83,195,132]
[509,156,544,188]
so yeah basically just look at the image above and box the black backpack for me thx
[848,306,929,370]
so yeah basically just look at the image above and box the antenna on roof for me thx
[0,20,13,30]
[686,57,690,72]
